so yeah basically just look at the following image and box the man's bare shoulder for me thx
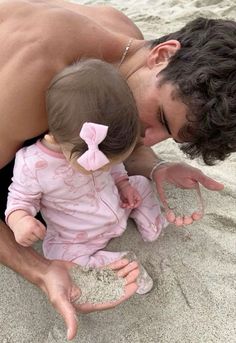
[34,0,144,39]
[0,1,64,166]
[95,6,143,39]
[67,2,144,39]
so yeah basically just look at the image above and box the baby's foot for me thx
[136,264,153,294]
[122,251,153,295]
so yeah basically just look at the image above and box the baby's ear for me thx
[44,133,57,144]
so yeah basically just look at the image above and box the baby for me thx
[5,59,168,294]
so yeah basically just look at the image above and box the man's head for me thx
[131,17,236,165]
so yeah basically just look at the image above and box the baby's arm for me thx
[5,148,45,246]
[7,210,46,247]
[111,163,141,209]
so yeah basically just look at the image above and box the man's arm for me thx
[124,141,224,226]
[0,219,139,340]
[0,219,48,286]
[124,142,159,178]
[0,219,80,339]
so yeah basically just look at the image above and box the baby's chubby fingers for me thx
[133,194,142,208]
[23,218,46,240]
[34,220,47,240]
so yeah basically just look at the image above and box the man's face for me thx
[128,46,189,147]
[135,76,189,147]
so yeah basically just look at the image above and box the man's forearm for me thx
[124,143,161,178]
[0,219,49,287]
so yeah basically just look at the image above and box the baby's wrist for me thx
[116,178,130,190]
[7,210,31,230]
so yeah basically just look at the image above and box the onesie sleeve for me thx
[5,148,42,223]
[110,163,129,184]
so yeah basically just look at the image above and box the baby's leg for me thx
[81,250,128,268]
[44,239,127,268]
[129,175,168,242]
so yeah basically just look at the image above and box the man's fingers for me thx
[54,297,78,341]
[192,211,203,221]
[116,261,139,279]
[106,258,130,270]
[156,183,169,210]
[124,267,139,285]
[73,259,138,315]
[165,210,175,223]
[105,259,139,280]
[103,258,139,285]
[183,216,193,225]
[197,174,224,191]
[121,282,138,301]
[174,216,184,227]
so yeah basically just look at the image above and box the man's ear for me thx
[147,40,181,69]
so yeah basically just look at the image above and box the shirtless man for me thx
[1,0,235,340]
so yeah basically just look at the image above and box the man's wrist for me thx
[149,160,168,181]
[0,218,51,287]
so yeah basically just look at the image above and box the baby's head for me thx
[46,59,139,172]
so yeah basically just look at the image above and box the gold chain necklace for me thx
[118,38,133,69]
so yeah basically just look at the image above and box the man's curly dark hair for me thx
[151,17,236,165]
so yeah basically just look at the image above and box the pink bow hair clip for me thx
[77,122,109,171]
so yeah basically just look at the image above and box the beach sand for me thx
[1,139,235,343]
[1,1,236,342]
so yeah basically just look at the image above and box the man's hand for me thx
[153,162,224,226]
[39,258,139,340]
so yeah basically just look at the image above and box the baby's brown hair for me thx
[46,59,139,160]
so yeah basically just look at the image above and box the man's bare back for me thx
[0,0,143,168]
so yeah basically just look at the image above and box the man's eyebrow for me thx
[160,105,172,135]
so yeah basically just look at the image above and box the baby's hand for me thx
[11,215,46,247]
[119,183,142,209]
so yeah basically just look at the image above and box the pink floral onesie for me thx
[5,141,167,268]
